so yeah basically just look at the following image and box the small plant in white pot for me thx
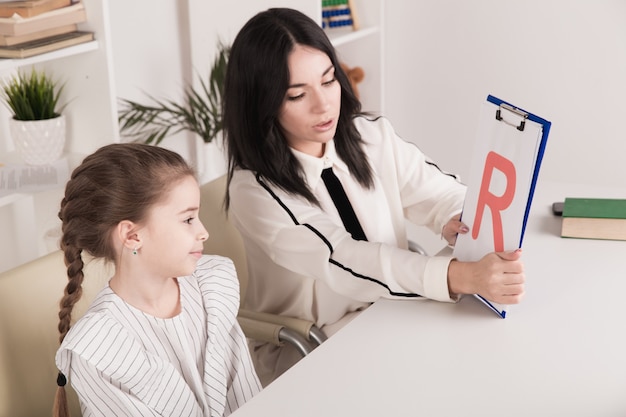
[2,68,66,166]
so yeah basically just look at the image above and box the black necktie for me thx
[321,167,368,241]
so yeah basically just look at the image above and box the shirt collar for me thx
[291,139,350,188]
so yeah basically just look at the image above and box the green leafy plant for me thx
[118,43,229,145]
[1,68,65,121]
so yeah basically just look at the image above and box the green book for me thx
[563,198,626,219]
[561,198,626,241]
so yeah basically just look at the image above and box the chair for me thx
[199,175,328,357]
[0,251,113,417]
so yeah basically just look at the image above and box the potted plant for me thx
[118,42,229,146]
[2,68,67,166]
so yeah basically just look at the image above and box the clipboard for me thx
[453,95,551,318]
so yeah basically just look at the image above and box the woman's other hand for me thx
[442,214,469,246]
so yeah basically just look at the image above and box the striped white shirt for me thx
[56,255,261,417]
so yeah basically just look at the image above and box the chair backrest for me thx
[198,174,250,303]
[0,250,112,417]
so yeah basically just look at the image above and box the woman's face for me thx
[278,44,341,157]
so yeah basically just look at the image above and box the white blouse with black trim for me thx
[229,116,467,334]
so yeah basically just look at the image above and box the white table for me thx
[231,181,626,417]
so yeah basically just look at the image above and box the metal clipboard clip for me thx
[495,103,528,131]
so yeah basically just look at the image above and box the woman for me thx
[222,8,524,386]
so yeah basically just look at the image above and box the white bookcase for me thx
[0,0,119,273]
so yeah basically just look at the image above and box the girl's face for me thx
[278,44,341,157]
[139,175,208,278]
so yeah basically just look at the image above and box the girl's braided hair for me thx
[53,142,194,417]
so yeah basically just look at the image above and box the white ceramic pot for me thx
[9,115,66,166]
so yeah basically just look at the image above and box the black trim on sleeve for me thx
[255,174,421,298]
[328,259,420,298]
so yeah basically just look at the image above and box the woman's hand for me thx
[448,249,525,304]
[441,214,469,246]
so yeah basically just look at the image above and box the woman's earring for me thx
[133,246,138,255]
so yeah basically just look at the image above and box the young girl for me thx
[53,143,261,417]
[223,8,525,386]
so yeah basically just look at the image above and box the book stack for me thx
[561,197,626,241]
[0,0,93,59]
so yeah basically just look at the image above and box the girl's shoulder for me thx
[57,296,131,367]
[193,254,237,283]
[190,254,240,309]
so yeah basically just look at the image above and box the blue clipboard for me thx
[456,95,551,319]
[487,95,552,249]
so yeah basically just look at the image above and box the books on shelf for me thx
[322,0,360,31]
[0,22,75,46]
[0,29,92,58]
[0,1,85,36]
[0,0,71,18]
[561,197,626,241]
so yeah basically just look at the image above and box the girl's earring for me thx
[133,247,138,255]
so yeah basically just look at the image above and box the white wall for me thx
[108,1,194,162]
[384,0,626,189]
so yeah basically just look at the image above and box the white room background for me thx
[2,1,623,271]
[384,0,626,188]
[110,0,626,190]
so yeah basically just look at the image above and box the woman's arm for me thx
[229,171,455,303]
[361,116,466,235]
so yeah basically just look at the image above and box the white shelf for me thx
[327,26,379,47]
[0,40,99,72]
[0,190,28,207]
[0,152,83,208]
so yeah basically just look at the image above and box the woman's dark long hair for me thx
[223,7,373,207]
